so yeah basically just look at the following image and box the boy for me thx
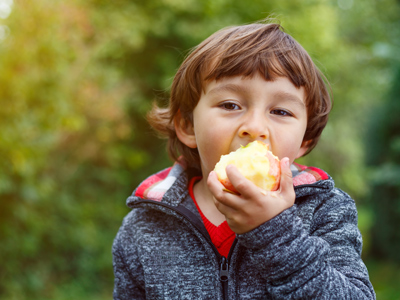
[113,20,375,299]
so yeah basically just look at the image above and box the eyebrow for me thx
[207,83,248,96]
[272,91,306,108]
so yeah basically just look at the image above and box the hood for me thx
[127,161,334,207]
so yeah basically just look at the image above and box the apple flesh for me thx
[214,141,281,194]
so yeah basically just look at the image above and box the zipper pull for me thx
[219,256,229,282]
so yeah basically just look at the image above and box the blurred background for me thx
[0,0,399,299]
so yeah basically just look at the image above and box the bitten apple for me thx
[214,141,281,194]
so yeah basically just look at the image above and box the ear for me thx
[174,110,197,149]
[295,139,312,159]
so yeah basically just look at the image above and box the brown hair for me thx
[147,20,332,168]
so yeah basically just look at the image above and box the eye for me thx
[219,102,241,111]
[270,109,293,117]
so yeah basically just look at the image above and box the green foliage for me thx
[366,65,400,263]
[0,0,399,298]
[365,259,400,300]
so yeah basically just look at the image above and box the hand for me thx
[207,157,296,234]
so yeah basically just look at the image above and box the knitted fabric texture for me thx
[113,162,375,300]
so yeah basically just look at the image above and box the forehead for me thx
[198,52,311,111]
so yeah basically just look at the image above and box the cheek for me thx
[196,134,230,171]
[271,132,305,160]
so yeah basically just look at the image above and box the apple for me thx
[214,141,281,194]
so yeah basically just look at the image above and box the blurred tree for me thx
[366,64,400,263]
[0,0,399,298]
[0,0,136,298]
[297,0,400,199]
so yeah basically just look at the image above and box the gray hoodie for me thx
[112,162,375,299]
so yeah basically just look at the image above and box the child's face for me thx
[177,73,310,177]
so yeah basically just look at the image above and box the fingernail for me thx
[284,158,290,167]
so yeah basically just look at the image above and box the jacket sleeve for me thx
[236,188,376,300]
[112,228,146,300]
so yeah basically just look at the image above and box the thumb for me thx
[281,157,292,179]
[279,157,295,202]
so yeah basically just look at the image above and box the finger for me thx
[207,170,244,210]
[225,164,260,198]
[208,170,239,202]
[277,157,296,204]
[207,170,226,196]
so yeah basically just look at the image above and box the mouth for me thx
[237,140,269,150]
[227,141,270,157]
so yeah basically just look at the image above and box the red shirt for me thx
[188,177,235,258]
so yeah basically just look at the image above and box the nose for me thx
[238,111,268,140]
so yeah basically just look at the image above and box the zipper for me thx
[219,238,238,299]
[133,199,236,299]
[220,256,229,282]
[220,256,229,298]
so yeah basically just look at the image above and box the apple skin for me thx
[214,141,281,194]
